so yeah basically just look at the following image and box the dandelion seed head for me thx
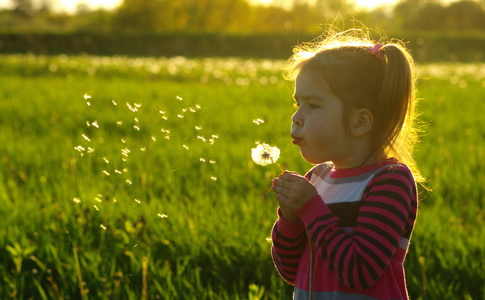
[251,143,280,166]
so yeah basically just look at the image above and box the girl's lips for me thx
[291,135,301,145]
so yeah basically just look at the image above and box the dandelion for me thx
[251,143,284,172]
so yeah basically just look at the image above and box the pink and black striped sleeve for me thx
[271,208,306,285]
[298,165,417,291]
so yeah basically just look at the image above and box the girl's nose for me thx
[292,110,303,127]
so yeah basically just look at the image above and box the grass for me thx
[0,55,483,299]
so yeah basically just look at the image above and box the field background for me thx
[0,54,484,299]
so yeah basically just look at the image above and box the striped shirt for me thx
[271,158,418,300]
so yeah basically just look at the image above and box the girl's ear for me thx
[350,108,374,137]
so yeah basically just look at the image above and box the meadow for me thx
[0,54,483,299]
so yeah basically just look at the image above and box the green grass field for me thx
[0,54,483,299]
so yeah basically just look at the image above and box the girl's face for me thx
[291,68,354,167]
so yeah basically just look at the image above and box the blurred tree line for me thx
[1,0,485,34]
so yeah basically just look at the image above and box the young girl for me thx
[271,30,422,300]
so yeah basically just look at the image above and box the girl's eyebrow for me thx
[293,94,324,101]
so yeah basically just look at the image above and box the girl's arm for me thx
[271,207,306,285]
[298,165,417,291]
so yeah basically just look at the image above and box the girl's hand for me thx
[272,171,318,222]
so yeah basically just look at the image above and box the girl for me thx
[271,30,422,300]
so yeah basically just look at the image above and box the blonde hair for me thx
[284,29,424,183]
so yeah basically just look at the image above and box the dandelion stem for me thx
[274,161,285,173]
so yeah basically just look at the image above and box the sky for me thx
[0,0,401,12]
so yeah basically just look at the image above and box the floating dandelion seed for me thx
[177,114,184,119]
[133,125,140,131]
[209,160,216,164]
[117,121,123,126]
[114,169,122,174]
[134,103,142,108]
[100,224,107,230]
[161,116,168,121]
[82,134,91,142]
[103,157,109,164]
[95,195,103,202]
[151,136,157,142]
[112,100,117,106]
[200,158,206,162]
[197,135,206,142]
[195,104,201,109]
[126,179,132,185]
[121,138,127,143]
[83,93,92,100]
[251,143,284,172]
[86,121,91,127]
[182,145,189,150]
[74,145,85,152]
[210,176,218,181]
[189,107,196,113]
[195,126,202,130]
[73,197,81,204]
[134,117,139,123]
[102,170,110,176]
[159,110,166,114]
[87,147,95,153]
[93,205,99,211]
[176,96,183,101]
[135,199,141,204]
[253,118,265,125]
[140,147,146,151]
[158,213,168,218]
[91,121,99,128]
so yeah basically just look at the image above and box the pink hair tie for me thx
[368,43,385,59]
